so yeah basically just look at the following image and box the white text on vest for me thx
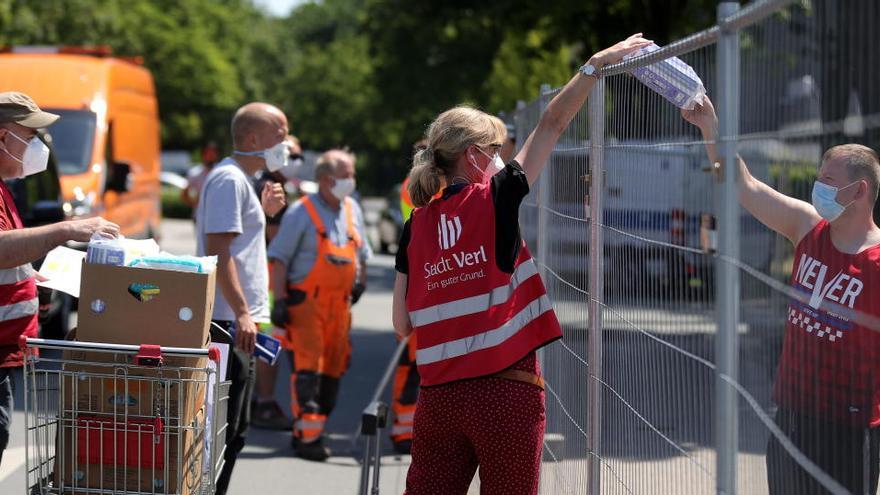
[423,246,488,279]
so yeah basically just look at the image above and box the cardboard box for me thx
[76,263,216,349]
[55,408,206,495]
[61,359,208,427]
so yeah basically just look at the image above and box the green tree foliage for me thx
[0,0,719,192]
[0,0,282,149]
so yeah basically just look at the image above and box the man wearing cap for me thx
[0,91,119,465]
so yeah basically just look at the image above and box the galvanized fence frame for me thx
[518,1,804,493]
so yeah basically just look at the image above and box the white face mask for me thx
[470,147,504,184]
[279,156,303,181]
[331,177,356,200]
[812,180,857,222]
[234,140,289,172]
[279,155,304,180]
[4,130,49,178]
[490,152,505,173]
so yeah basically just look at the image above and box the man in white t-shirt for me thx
[196,102,287,495]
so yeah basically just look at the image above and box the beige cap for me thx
[0,92,59,128]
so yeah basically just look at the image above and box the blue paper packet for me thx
[225,324,282,365]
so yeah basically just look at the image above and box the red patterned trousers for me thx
[404,353,545,495]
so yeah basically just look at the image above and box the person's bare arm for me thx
[181,183,195,208]
[0,217,119,269]
[205,232,256,353]
[517,34,652,185]
[392,272,412,337]
[682,97,820,244]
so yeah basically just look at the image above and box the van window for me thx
[45,109,97,175]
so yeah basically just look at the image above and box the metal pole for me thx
[715,2,741,494]
[371,431,382,495]
[536,83,553,370]
[358,435,373,494]
[537,83,553,274]
[586,78,605,495]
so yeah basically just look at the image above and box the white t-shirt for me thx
[196,158,269,322]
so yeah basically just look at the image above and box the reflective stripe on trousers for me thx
[295,413,326,443]
[391,424,413,436]
[416,295,553,365]
[408,258,538,327]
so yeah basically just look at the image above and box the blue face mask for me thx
[811,180,857,222]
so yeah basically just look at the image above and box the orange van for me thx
[0,46,161,238]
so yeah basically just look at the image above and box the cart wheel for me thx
[30,475,54,494]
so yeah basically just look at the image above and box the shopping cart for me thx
[358,335,409,495]
[19,336,231,495]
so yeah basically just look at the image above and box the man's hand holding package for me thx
[261,182,286,217]
[66,217,120,242]
[235,312,258,354]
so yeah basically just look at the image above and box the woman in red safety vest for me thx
[392,34,651,494]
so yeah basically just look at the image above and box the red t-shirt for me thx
[774,220,880,426]
[0,181,38,367]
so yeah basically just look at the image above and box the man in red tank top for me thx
[684,98,880,494]
[0,92,118,466]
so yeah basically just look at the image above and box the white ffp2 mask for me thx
[4,131,49,178]
[331,177,356,200]
[234,140,289,172]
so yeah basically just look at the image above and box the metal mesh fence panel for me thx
[514,0,880,493]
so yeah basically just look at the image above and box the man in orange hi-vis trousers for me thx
[268,149,370,461]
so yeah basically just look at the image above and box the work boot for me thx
[292,436,331,462]
[392,439,412,455]
[251,400,291,430]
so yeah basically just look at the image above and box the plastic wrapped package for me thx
[85,234,125,266]
[624,43,706,110]
[128,254,218,274]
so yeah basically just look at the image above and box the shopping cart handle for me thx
[209,345,221,363]
[135,344,164,367]
[23,337,214,359]
[360,401,388,436]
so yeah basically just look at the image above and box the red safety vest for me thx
[0,182,38,367]
[405,182,561,386]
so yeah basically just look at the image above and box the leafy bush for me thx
[161,185,192,220]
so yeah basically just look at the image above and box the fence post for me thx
[715,2,741,494]
[587,77,605,495]
[536,84,553,377]
[536,83,553,275]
